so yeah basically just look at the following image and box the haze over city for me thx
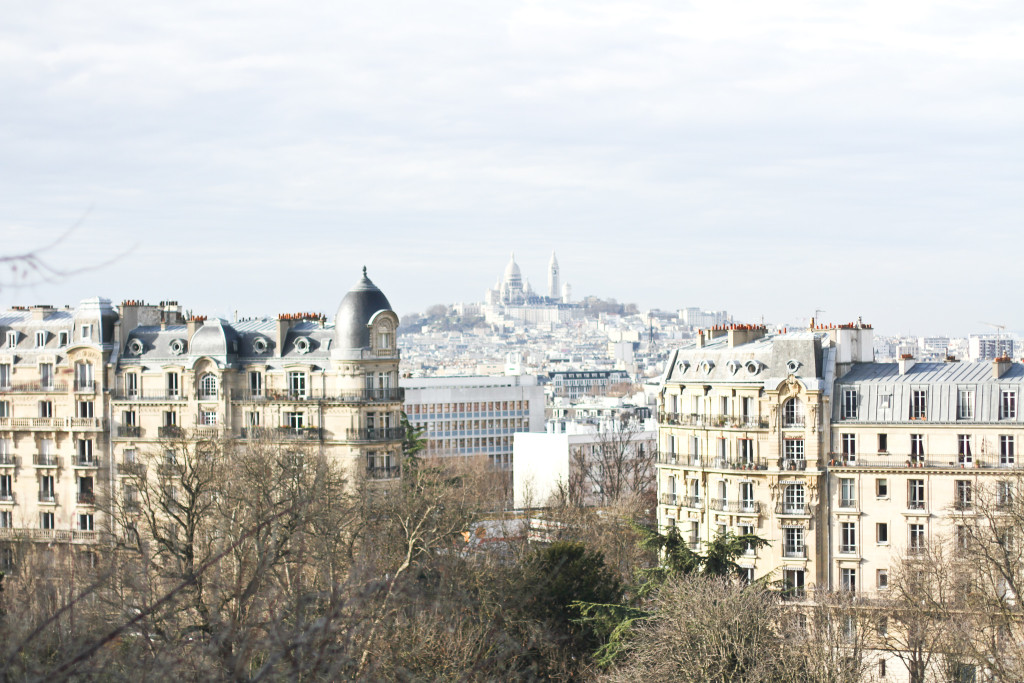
[2,1,1022,335]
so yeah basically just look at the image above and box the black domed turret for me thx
[334,267,393,349]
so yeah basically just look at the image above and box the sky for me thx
[1,1,1022,336]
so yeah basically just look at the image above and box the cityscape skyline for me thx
[2,2,1022,335]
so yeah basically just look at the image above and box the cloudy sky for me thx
[1,1,1021,335]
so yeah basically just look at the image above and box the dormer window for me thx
[378,331,391,349]
[58,331,68,347]
[35,331,46,348]
[81,324,93,340]
[5,332,16,349]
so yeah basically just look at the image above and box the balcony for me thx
[906,544,927,557]
[907,500,927,511]
[657,452,680,465]
[711,457,769,471]
[77,492,96,505]
[660,493,679,506]
[112,391,185,401]
[782,546,807,559]
[0,417,103,431]
[117,425,141,438]
[778,458,807,471]
[658,412,771,430]
[782,417,806,429]
[73,380,96,393]
[366,465,401,480]
[345,427,405,442]
[159,425,185,439]
[953,500,973,511]
[681,495,703,509]
[274,427,323,441]
[0,381,67,393]
[829,453,1024,471]
[231,388,406,404]
[0,454,16,467]
[0,528,104,543]
[33,454,60,468]
[39,493,58,505]
[73,456,100,468]
[776,502,812,516]
[838,544,857,555]
[117,461,146,477]
[0,493,15,504]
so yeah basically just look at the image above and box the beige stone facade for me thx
[0,270,401,566]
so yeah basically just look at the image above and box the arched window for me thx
[782,398,804,427]
[199,373,218,399]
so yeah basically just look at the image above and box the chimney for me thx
[898,354,915,375]
[696,330,705,349]
[994,357,1012,379]
[31,305,54,321]
[187,316,205,343]
[728,324,767,348]
[275,316,293,357]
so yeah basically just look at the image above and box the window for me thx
[1001,390,1017,419]
[77,400,94,418]
[998,480,1014,508]
[1000,435,1015,466]
[288,371,307,398]
[783,568,805,597]
[38,401,53,418]
[956,525,969,550]
[739,481,754,511]
[164,410,177,426]
[740,567,754,584]
[79,513,94,531]
[955,480,972,510]
[247,411,260,427]
[41,511,55,530]
[840,433,856,464]
[286,412,304,430]
[0,401,7,418]
[783,527,805,557]
[840,567,857,592]
[0,364,9,388]
[39,363,53,388]
[77,439,94,462]
[166,372,180,397]
[841,389,858,419]
[738,439,753,465]
[840,522,857,553]
[909,479,925,509]
[58,331,68,346]
[783,439,804,466]
[199,373,218,398]
[909,523,926,553]
[125,373,138,397]
[200,411,217,426]
[956,434,973,465]
[909,389,927,420]
[378,330,391,349]
[0,475,12,500]
[877,569,889,591]
[739,523,755,554]
[80,324,92,340]
[957,388,975,419]
[910,434,924,463]
[876,478,889,498]
[40,475,55,502]
[0,510,10,528]
[877,523,889,544]
[5,331,16,348]
[74,362,93,390]
[782,398,804,427]
[839,478,856,507]
[35,331,46,348]
[877,433,888,453]
[248,371,263,397]
[783,484,805,513]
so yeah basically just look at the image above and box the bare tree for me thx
[568,413,656,507]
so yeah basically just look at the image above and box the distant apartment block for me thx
[402,375,545,469]
[968,334,1014,361]
[549,370,631,400]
